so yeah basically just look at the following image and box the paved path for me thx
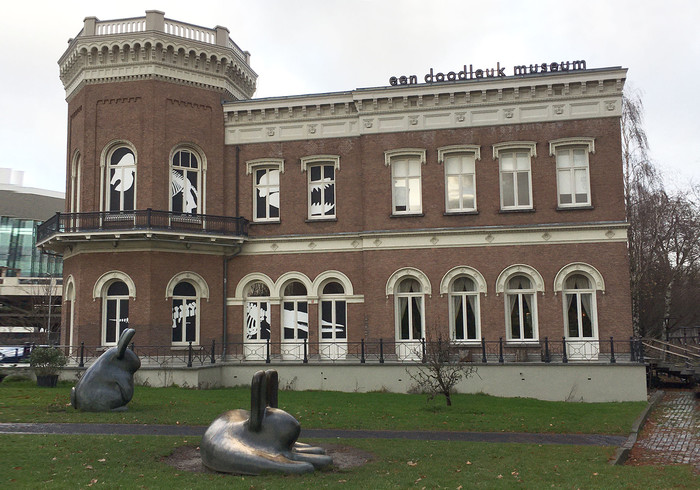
[0,422,625,446]
[627,390,699,471]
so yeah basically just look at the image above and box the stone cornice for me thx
[223,67,626,144]
[59,26,256,101]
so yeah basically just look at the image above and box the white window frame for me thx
[70,151,81,214]
[301,155,340,220]
[102,281,130,346]
[562,274,598,340]
[493,142,536,211]
[448,276,481,343]
[170,146,206,215]
[104,144,137,212]
[385,149,426,216]
[170,281,200,346]
[438,145,480,213]
[549,138,595,208]
[504,275,538,343]
[247,158,284,223]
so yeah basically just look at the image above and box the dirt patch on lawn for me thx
[162,443,374,474]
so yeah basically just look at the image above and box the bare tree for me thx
[407,338,477,406]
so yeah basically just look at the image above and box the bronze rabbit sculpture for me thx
[200,369,332,474]
[71,328,140,411]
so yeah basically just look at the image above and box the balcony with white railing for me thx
[78,10,249,63]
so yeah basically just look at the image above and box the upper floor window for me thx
[171,147,204,214]
[247,159,283,222]
[493,142,536,211]
[301,155,339,220]
[106,145,136,212]
[385,149,425,215]
[439,145,480,213]
[550,138,595,208]
[70,151,81,214]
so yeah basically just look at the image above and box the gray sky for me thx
[1,0,698,192]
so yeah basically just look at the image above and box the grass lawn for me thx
[1,434,697,488]
[0,380,646,435]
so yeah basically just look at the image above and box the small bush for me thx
[29,347,67,376]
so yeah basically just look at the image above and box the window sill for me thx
[505,340,540,345]
[499,208,535,214]
[305,217,338,223]
[170,345,200,350]
[249,220,281,226]
[444,210,479,216]
[390,213,425,218]
[556,205,594,211]
[451,340,482,345]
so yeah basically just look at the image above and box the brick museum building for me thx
[40,11,633,363]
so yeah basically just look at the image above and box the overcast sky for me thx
[1,0,698,193]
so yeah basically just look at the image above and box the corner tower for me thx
[42,11,255,349]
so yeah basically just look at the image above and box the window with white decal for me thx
[308,164,336,219]
[245,281,271,341]
[282,281,308,342]
[103,281,130,346]
[171,281,198,345]
[171,147,204,214]
[106,146,136,212]
[253,164,281,222]
[320,281,346,341]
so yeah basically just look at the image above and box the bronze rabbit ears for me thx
[249,369,280,432]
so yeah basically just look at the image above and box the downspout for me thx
[222,244,242,360]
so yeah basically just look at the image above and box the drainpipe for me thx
[235,146,241,218]
[222,244,242,360]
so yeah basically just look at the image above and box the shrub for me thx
[29,347,67,376]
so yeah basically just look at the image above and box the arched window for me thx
[70,151,81,214]
[245,281,271,341]
[320,281,346,341]
[282,281,308,343]
[170,147,203,214]
[106,146,136,211]
[449,276,480,342]
[171,281,198,344]
[396,278,424,342]
[103,281,130,345]
[563,274,596,339]
[505,275,538,342]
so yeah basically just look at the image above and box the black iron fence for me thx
[37,209,249,243]
[5,337,644,368]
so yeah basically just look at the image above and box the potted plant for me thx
[29,347,67,387]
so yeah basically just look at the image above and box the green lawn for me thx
[0,381,646,435]
[2,434,696,488]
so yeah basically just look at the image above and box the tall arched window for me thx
[106,146,136,211]
[245,281,271,342]
[505,275,538,342]
[449,276,480,342]
[282,281,308,359]
[396,278,425,343]
[171,281,198,345]
[70,151,81,214]
[170,147,203,214]
[319,281,347,359]
[563,274,596,339]
[103,281,130,345]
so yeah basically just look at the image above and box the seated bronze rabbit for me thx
[71,328,140,411]
[200,369,332,474]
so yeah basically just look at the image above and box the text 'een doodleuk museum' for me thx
[38,11,645,401]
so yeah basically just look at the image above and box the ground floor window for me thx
[103,281,129,345]
[171,281,198,344]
